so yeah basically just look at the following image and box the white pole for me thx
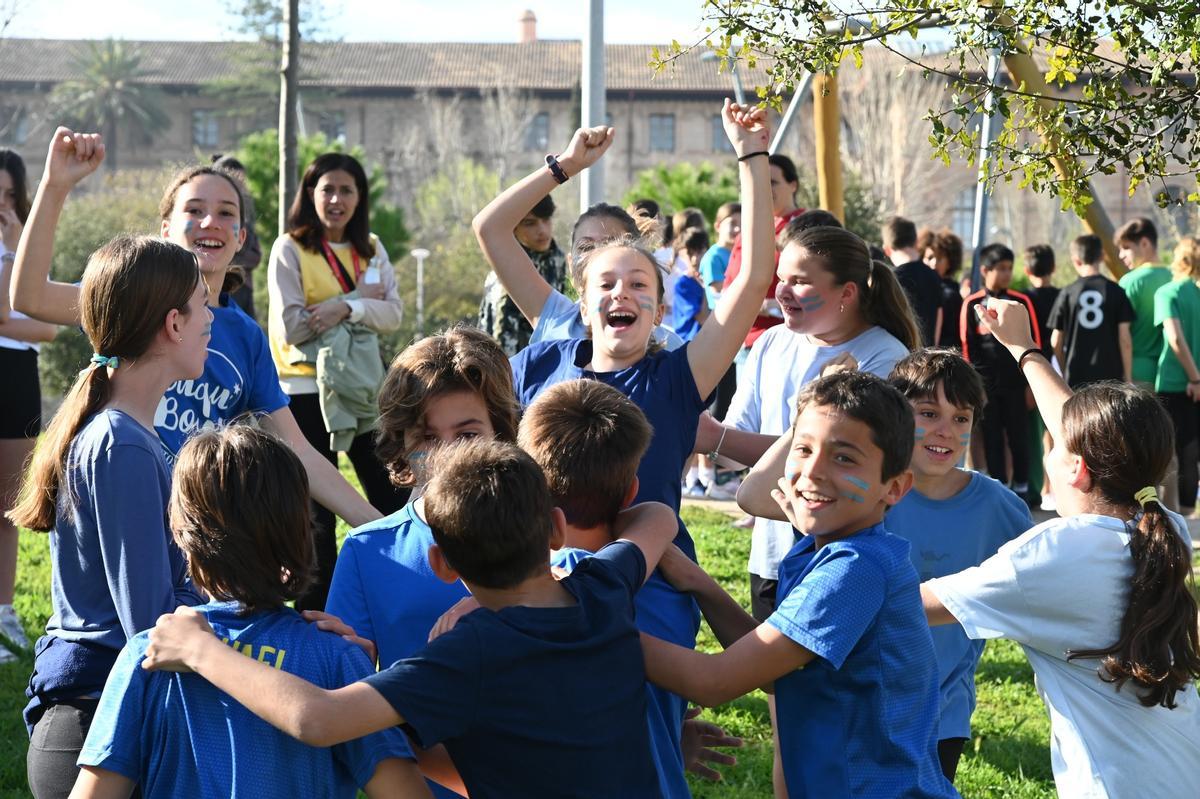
[969,49,1003,291]
[580,0,605,208]
[411,247,430,339]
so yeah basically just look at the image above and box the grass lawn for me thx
[0,499,1063,797]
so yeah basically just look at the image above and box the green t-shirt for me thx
[1153,278,1200,392]
[1118,265,1172,384]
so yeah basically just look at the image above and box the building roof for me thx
[0,37,1148,96]
[0,38,776,93]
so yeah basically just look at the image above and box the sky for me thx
[4,0,717,44]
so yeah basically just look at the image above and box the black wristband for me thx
[545,154,569,184]
[1017,348,1044,368]
[737,150,769,162]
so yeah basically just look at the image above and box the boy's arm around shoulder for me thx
[658,544,758,648]
[142,606,402,748]
[610,500,678,584]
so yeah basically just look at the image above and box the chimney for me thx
[519,9,537,43]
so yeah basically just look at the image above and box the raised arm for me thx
[10,127,105,324]
[142,606,401,748]
[735,429,791,521]
[472,126,614,326]
[687,101,773,398]
[975,298,1072,441]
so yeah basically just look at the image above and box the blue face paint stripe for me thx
[844,475,870,492]
[840,490,866,504]
[914,427,927,440]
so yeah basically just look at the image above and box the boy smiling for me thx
[643,371,957,798]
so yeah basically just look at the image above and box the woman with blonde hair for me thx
[1153,236,1200,515]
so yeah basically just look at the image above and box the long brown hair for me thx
[159,165,247,294]
[780,225,921,351]
[9,236,200,532]
[1063,383,1200,708]
[287,152,374,259]
[171,425,313,613]
[0,149,32,223]
[375,326,519,487]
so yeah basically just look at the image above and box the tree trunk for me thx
[278,0,300,236]
[104,119,118,172]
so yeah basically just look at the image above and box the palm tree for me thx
[47,39,171,172]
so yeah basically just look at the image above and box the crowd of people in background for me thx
[0,98,1196,799]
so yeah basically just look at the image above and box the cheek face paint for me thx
[183,220,196,236]
[839,474,869,504]
[231,223,241,238]
[914,427,927,441]
[784,450,803,484]
[797,295,825,311]
[637,298,655,312]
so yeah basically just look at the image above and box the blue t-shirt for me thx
[530,288,685,351]
[327,501,471,670]
[326,501,469,799]
[47,410,201,653]
[365,541,662,799]
[670,275,706,342]
[511,339,708,560]
[78,602,414,797]
[698,244,730,309]
[154,295,289,463]
[553,547,698,799]
[766,524,957,798]
[886,472,1031,739]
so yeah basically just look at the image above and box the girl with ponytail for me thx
[922,297,1200,798]
[11,234,209,798]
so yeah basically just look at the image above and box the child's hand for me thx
[428,596,481,642]
[975,297,1037,352]
[142,606,216,673]
[819,352,858,378]
[301,610,377,664]
[771,476,804,531]
[42,127,105,190]
[657,543,708,594]
[720,99,769,158]
[681,707,742,781]
[556,126,615,178]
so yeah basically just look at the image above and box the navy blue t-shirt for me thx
[365,541,662,799]
[79,602,414,797]
[510,339,708,560]
[153,296,289,463]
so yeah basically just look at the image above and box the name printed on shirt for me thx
[219,636,287,670]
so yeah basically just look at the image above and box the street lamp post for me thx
[410,247,430,340]
[700,50,746,106]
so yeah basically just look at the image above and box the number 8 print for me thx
[1078,289,1104,330]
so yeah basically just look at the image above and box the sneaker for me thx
[683,483,707,499]
[0,605,30,650]
[705,482,739,501]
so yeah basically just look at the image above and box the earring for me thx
[839,302,845,314]
[178,337,183,342]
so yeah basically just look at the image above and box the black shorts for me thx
[749,573,779,622]
[0,346,40,439]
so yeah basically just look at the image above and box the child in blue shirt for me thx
[11,127,380,527]
[9,233,209,797]
[142,439,680,799]
[643,371,958,798]
[72,426,425,799]
[432,379,740,797]
[485,102,774,563]
[670,226,711,341]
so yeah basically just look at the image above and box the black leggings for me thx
[289,392,410,611]
[982,385,1029,487]
[27,698,95,799]
[1160,392,1199,508]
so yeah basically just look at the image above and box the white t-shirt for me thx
[655,248,688,317]
[928,512,1200,799]
[0,242,40,352]
[725,323,910,578]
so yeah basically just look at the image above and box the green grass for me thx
[0,501,1062,797]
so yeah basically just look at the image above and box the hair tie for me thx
[1134,486,1158,507]
[90,353,119,370]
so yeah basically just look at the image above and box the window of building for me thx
[951,186,976,243]
[0,108,28,145]
[649,113,675,152]
[524,112,550,151]
[711,114,733,153]
[319,110,346,143]
[191,110,219,149]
